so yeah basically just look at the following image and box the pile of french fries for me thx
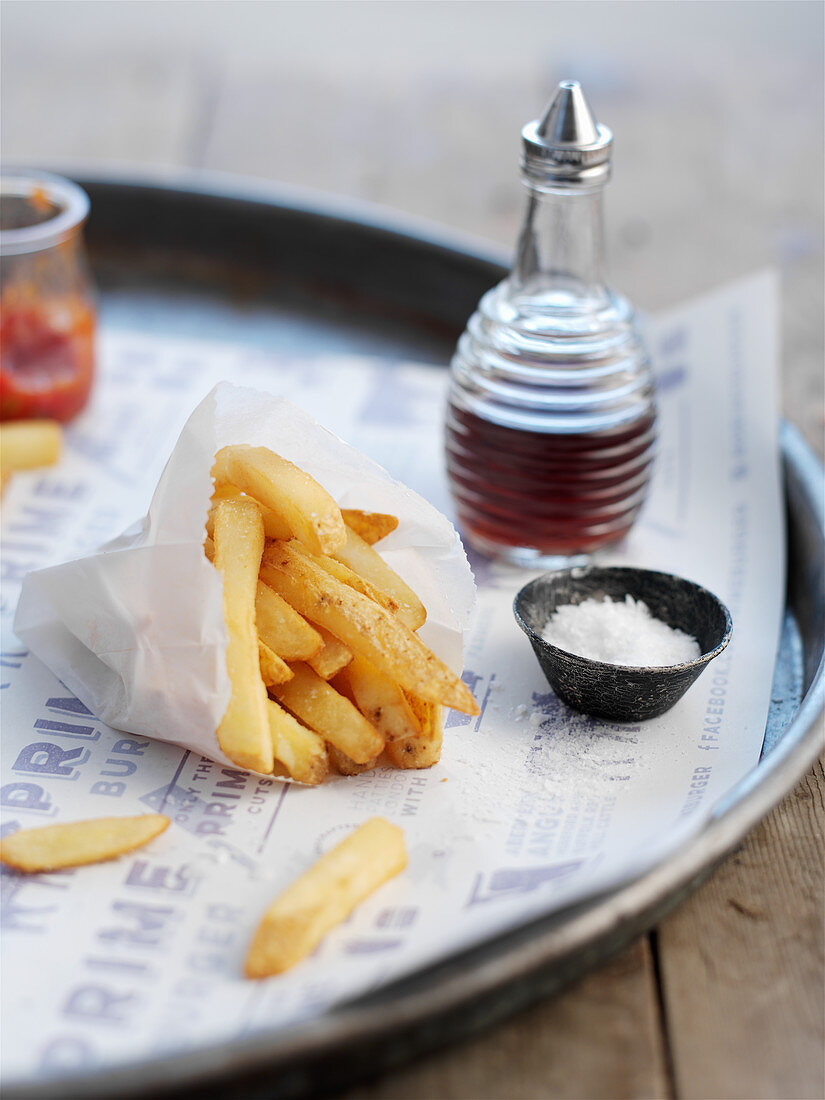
[207,444,479,781]
[2,439,473,980]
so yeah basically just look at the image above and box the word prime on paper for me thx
[541,596,701,667]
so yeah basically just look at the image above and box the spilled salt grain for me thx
[541,595,701,667]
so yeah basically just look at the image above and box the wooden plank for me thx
[657,750,825,1100]
[340,938,670,1100]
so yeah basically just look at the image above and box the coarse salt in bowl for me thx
[513,566,733,722]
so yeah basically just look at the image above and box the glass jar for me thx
[0,171,96,421]
[445,82,656,567]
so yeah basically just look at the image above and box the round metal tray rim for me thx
[37,160,515,270]
[4,175,822,1100]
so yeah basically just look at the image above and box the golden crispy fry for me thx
[0,420,61,477]
[332,526,426,630]
[0,814,170,873]
[213,498,274,773]
[306,625,353,680]
[245,818,407,977]
[260,543,478,715]
[288,539,400,615]
[334,655,420,742]
[210,484,291,541]
[213,445,346,555]
[270,662,384,764]
[256,581,322,662]
[266,699,329,785]
[259,640,293,687]
[340,509,399,545]
[386,696,444,769]
[328,744,381,775]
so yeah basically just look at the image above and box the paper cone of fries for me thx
[14,383,477,780]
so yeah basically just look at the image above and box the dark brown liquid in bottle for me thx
[446,401,656,556]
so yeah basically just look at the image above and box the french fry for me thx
[210,484,291,541]
[328,744,381,776]
[260,542,478,715]
[266,699,328,786]
[244,818,407,977]
[334,655,420,742]
[213,445,346,555]
[0,419,61,477]
[289,539,400,616]
[386,696,444,769]
[256,581,323,662]
[306,625,353,680]
[0,814,170,873]
[270,662,384,764]
[212,498,274,774]
[259,640,293,687]
[332,526,426,630]
[341,509,398,545]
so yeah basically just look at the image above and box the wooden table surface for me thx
[3,3,823,1097]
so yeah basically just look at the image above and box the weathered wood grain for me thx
[657,749,825,1100]
[340,938,671,1100]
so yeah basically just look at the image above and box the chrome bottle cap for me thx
[521,80,613,188]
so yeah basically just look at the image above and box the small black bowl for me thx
[513,566,733,722]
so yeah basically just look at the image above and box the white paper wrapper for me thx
[14,382,476,771]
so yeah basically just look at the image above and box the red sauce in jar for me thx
[0,296,95,422]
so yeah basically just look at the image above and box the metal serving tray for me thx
[11,171,825,1100]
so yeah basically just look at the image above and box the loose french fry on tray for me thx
[266,699,328,786]
[0,419,62,472]
[260,542,479,716]
[0,814,170,874]
[334,654,421,742]
[271,662,385,764]
[213,497,274,774]
[332,525,426,630]
[212,445,347,555]
[258,640,293,687]
[255,581,323,663]
[386,695,445,769]
[245,817,407,977]
[306,625,353,680]
[340,509,399,545]
[0,420,61,480]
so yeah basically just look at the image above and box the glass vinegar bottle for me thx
[445,81,656,567]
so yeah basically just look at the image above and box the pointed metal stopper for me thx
[537,80,601,146]
[522,80,613,188]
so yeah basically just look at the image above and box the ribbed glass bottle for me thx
[445,82,656,567]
